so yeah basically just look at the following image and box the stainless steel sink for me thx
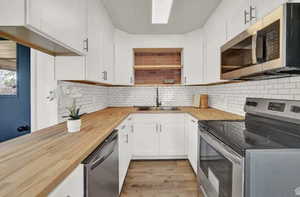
[136,106,180,111]
[157,106,180,111]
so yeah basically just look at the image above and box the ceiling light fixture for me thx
[152,0,174,24]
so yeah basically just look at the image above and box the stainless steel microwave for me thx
[221,3,300,80]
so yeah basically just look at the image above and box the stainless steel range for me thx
[198,98,300,197]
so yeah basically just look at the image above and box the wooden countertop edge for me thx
[0,107,243,197]
[37,111,132,197]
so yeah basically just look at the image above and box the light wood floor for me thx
[120,160,204,197]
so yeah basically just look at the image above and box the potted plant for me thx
[64,100,82,133]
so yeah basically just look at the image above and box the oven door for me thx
[198,131,244,197]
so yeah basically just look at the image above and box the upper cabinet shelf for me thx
[134,48,183,85]
[0,0,87,56]
[134,65,182,70]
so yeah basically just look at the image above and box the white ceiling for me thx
[101,0,221,34]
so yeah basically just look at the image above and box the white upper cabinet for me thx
[0,0,87,56]
[28,0,88,54]
[102,11,115,84]
[55,0,115,84]
[251,0,288,21]
[227,0,252,40]
[183,29,204,85]
[227,0,289,41]
[85,0,105,83]
[202,7,227,84]
[114,30,134,85]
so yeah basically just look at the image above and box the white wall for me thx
[115,29,185,49]
[31,49,58,131]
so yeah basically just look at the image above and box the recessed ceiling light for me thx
[152,0,174,24]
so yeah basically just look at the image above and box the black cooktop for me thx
[199,114,300,156]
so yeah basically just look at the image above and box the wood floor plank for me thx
[120,160,204,197]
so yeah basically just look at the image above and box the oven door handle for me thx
[200,131,243,165]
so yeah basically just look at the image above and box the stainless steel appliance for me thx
[198,98,300,197]
[221,3,300,80]
[83,130,119,197]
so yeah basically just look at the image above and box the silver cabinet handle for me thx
[83,38,88,51]
[131,125,134,133]
[250,6,256,21]
[160,124,162,133]
[184,76,187,84]
[156,124,159,133]
[125,134,129,143]
[244,9,250,24]
[102,71,106,80]
[130,76,133,84]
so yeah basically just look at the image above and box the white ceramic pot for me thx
[67,119,81,133]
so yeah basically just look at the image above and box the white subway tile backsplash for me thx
[57,76,300,121]
[108,86,207,107]
[207,76,300,115]
[58,81,108,122]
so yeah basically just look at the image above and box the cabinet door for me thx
[132,122,159,157]
[103,13,115,84]
[114,30,134,85]
[188,116,198,174]
[160,123,185,156]
[183,29,204,85]
[251,0,287,21]
[159,115,185,156]
[203,11,227,84]
[227,0,251,40]
[118,124,129,192]
[27,0,87,54]
[85,0,105,83]
[48,165,84,197]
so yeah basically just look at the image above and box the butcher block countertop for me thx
[0,107,243,197]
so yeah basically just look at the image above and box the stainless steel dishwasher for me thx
[83,130,119,197]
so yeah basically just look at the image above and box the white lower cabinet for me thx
[132,114,186,159]
[187,115,199,174]
[159,114,186,157]
[48,165,84,197]
[118,117,133,193]
[132,119,159,157]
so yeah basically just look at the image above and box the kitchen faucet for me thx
[156,87,162,108]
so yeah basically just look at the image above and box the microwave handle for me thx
[252,34,258,65]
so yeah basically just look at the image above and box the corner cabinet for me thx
[0,0,87,56]
[54,0,115,84]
